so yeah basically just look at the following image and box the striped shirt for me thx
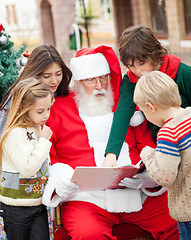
[157,117,191,157]
[141,107,191,222]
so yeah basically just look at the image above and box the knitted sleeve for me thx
[105,74,136,158]
[140,126,181,187]
[2,128,51,177]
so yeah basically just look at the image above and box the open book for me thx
[71,161,145,191]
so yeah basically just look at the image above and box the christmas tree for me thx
[0,23,26,103]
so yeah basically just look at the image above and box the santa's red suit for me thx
[43,46,179,240]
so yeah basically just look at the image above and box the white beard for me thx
[74,82,114,117]
[73,81,131,167]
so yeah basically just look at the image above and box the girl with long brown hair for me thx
[0,44,72,135]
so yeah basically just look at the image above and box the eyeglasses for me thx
[81,74,110,86]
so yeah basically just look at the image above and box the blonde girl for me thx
[0,77,53,240]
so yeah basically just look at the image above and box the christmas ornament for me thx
[16,60,22,70]
[0,35,7,45]
[0,25,26,103]
[19,56,28,66]
[23,50,31,57]
[0,23,3,32]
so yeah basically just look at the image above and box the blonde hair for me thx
[0,77,53,165]
[134,71,181,108]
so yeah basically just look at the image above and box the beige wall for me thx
[36,0,75,66]
[165,0,185,52]
[138,0,152,28]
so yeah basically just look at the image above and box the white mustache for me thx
[92,89,107,96]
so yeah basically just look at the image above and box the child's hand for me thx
[38,125,52,140]
[102,153,117,167]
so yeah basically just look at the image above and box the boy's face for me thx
[126,59,155,78]
[138,103,165,127]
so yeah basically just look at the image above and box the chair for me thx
[54,205,154,240]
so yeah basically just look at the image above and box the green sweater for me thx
[105,62,191,158]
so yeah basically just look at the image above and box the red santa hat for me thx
[70,45,122,112]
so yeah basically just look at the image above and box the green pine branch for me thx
[0,26,26,102]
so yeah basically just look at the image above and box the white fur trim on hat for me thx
[71,53,110,81]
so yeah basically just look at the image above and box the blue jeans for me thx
[0,203,49,240]
[178,221,191,240]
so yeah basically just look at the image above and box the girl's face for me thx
[40,62,63,93]
[28,94,52,126]
[126,59,156,78]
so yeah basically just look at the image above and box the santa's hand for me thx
[119,170,158,189]
[55,179,79,199]
[49,163,79,198]
[134,170,158,188]
[119,177,143,189]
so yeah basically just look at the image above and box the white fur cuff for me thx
[49,163,74,180]
[42,178,62,207]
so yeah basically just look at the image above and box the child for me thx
[0,77,53,240]
[0,44,72,240]
[134,71,191,240]
[0,44,72,136]
[103,25,191,167]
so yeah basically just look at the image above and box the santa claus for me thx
[42,46,179,240]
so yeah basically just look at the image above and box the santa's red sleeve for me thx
[49,134,60,166]
[125,119,156,166]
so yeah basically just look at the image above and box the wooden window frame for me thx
[150,0,167,36]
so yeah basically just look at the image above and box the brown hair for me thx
[0,44,72,110]
[119,25,167,67]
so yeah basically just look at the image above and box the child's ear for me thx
[146,103,156,112]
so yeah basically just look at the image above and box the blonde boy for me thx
[134,70,191,239]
